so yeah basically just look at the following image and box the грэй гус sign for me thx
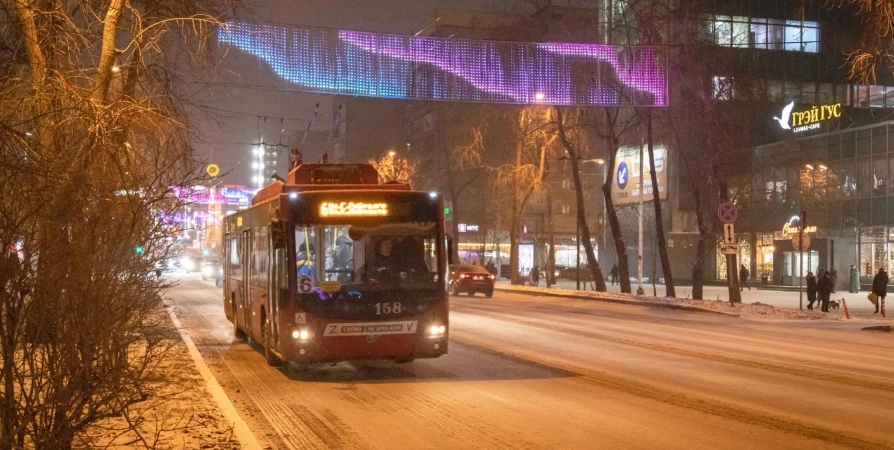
[773,101,842,133]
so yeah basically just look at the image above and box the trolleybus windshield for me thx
[293,222,442,319]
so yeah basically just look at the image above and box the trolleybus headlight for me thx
[427,325,446,336]
[292,328,312,341]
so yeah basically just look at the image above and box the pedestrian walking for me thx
[609,264,619,285]
[872,267,888,314]
[739,264,750,291]
[830,266,838,293]
[818,270,833,312]
[530,264,541,286]
[849,264,860,293]
[806,271,817,310]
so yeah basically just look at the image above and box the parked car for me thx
[560,265,594,281]
[201,259,223,287]
[552,265,567,282]
[449,264,496,297]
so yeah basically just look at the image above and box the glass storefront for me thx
[756,233,775,281]
[725,120,894,285]
[858,226,894,281]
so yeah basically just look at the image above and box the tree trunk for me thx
[510,140,523,285]
[555,108,607,291]
[709,140,741,303]
[646,111,675,297]
[691,185,709,300]
[597,116,631,293]
[93,0,125,102]
[546,183,556,288]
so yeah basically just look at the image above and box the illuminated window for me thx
[710,16,819,53]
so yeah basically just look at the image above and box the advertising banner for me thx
[612,145,667,206]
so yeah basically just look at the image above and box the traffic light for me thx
[135,245,145,255]
[201,248,210,257]
[444,207,451,216]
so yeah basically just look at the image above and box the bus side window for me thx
[229,235,241,280]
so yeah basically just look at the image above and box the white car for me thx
[200,259,223,286]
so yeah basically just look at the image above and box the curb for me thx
[494,286,740,317]
[166,305,264,450]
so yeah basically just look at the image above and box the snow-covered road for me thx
[168,275,894,449]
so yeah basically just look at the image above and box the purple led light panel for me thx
[219,21,668,107]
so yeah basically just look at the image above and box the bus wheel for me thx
[262,313,282,367]
[232,298,246,341]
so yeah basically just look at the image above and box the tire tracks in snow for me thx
[178,301,364,450]
[337,385,545,450]
[452,334,893,450]
[458,305,894,394]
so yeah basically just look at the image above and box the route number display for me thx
[298,276,315,293]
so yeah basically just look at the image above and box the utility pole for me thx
[799,210,806,310]
[576,224,581,291]
[636,138,645,295]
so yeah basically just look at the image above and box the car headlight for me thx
[201,266,213,276]
[427,325,446,336]
[181,257,195,271]
[291,328,313,341]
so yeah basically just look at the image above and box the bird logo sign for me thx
[617,161,629,190]
[773,101,795,130]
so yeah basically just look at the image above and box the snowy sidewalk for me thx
[496,279,892,321]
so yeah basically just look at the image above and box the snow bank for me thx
[495,284,836,320]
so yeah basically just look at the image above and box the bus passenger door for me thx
[241,229,252,332]
[269,246,286,351]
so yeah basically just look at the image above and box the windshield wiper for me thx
[341,263,366,286]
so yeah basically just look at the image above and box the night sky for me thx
[195,0,530,187]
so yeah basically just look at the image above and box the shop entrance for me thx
[782,250,819,285]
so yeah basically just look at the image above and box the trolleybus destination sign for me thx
[319,201,389,217]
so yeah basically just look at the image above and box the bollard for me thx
[841,298,850,319]
[883,297,887,318]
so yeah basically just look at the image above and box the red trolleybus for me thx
[222,163,448,365]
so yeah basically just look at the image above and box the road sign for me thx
[718,202,738,223]
[792,234,811,251]
[723,223,735,244]
[720,243,740,255]
[206,163,220,177]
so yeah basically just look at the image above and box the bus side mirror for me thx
[272,228,287,249]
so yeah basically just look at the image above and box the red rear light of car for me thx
[487,275,495,280]
[459,274,468,279]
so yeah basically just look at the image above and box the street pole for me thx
[637,138,644,295]
[576,223,581,291]
[799,210,806,310]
